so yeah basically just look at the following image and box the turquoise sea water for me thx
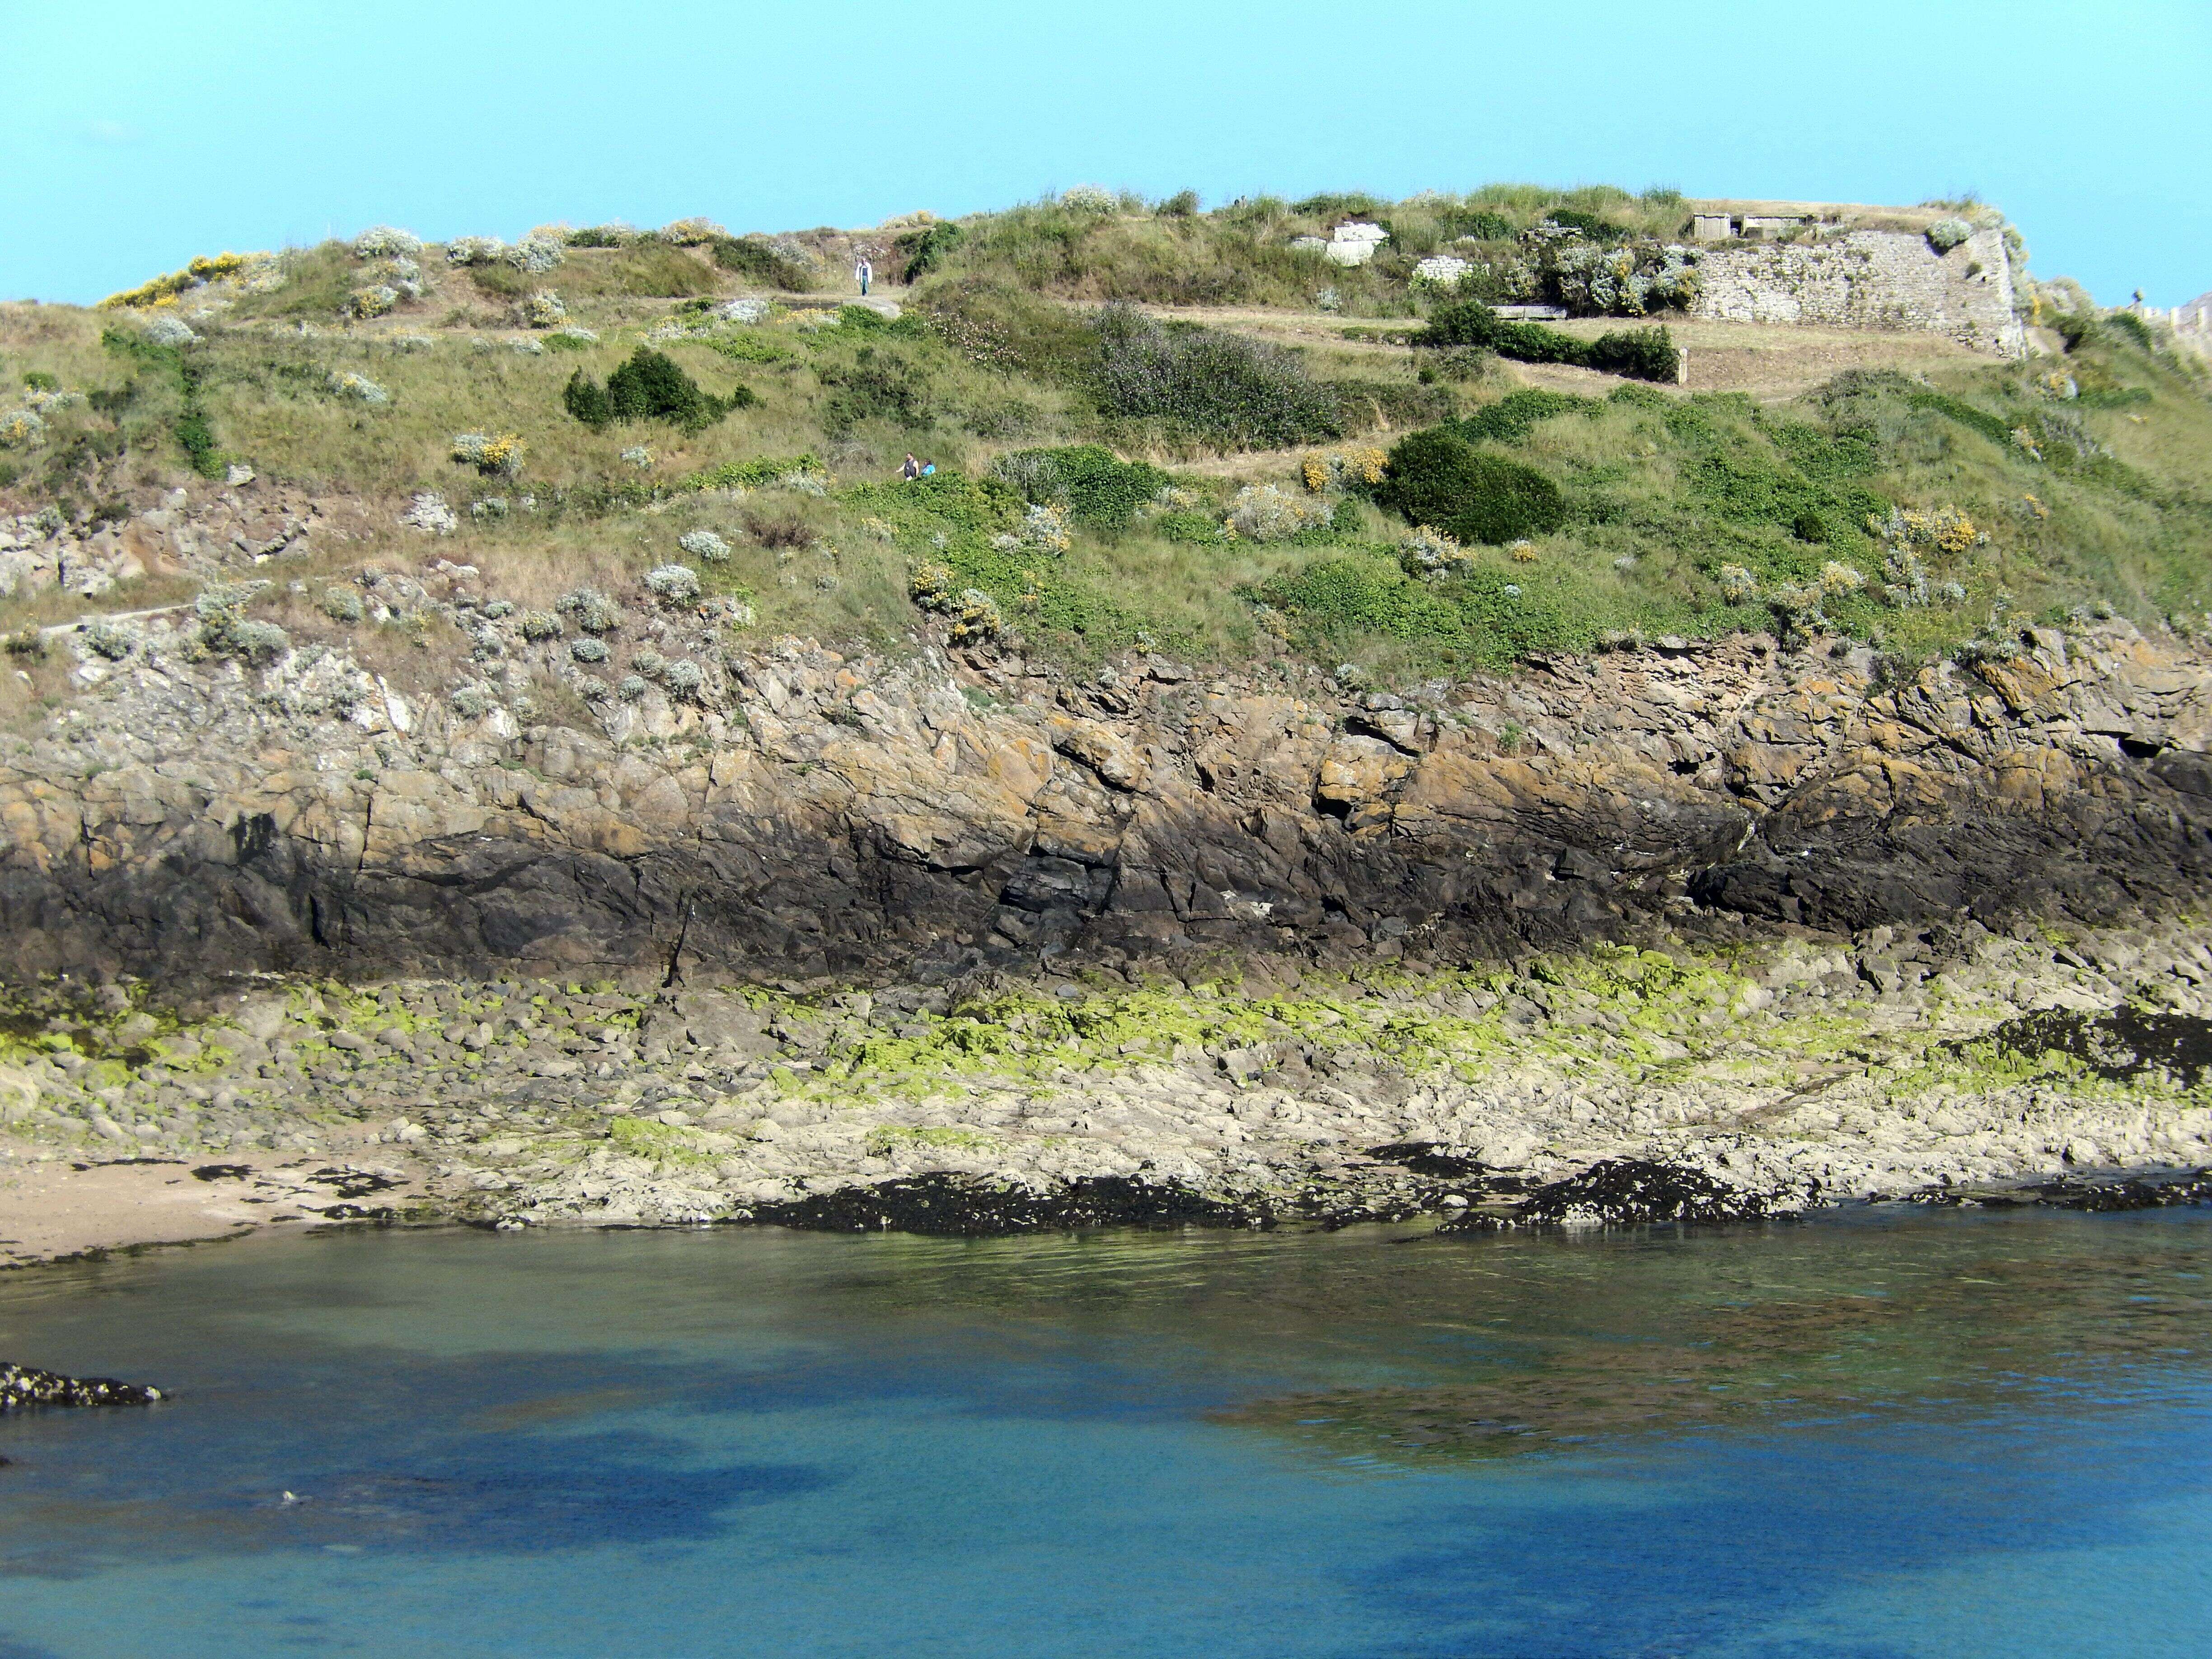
[0,1209,2207,1658]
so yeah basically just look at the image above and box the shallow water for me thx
[0,1209,2207,1659]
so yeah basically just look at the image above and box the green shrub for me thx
[1255,553,1574,668]
[680,454,822,492]
[1546,208,1623,239]
[1418,301,1678,383]
[1158,190,1201,218]
[991,444,1170,529]
[2104,311,2155,352]
[597,244,721,298]
[1157,510,1226,544]
[566,348,746,432]
[1456,389,1600,445]
[702,332,792,366]
[1091,302,1340,448]
[819,344,932,432]
[99,326,225,478]
[1439,208,1514,241]
[1376,428,1566,544]
[709,235,815,291]
[896,222,965,283]
[23,370,59,393]
[564,370,615,428]
[1584,328,1681,381]
[1906,389,2014,449]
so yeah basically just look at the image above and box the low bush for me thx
[819,345,932,433]
[646,564,702,603]
[1417,301,1678,383]
[82,621,134,660]
[1398,524,1472,580]
[1092,302,1340,448]
[345,285,398,320]
[1375,427,1567,544]
[1228,483,1334,542]
[565,348,747,432]
[1455,389,1600,445]
[329,372,389,405]
[556,587,622,633]
[1926,217,1975,253]
[353,226,422,258]
[710,234,815,291]
[1157,510,1227,544]
[990,444,1171,529]
[451,432,523,476]
[681,454,823,492]
[101,326,225,478]
[897,221,965,283]
[193,582,289,663]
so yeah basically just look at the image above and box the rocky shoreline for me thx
[2,906,2210,1260]
[4,524,2212,1254]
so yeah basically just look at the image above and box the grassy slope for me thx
[1,194,2208,684]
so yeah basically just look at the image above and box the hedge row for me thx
[1417,301,1679,384]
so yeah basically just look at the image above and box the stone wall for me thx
[1692,228,2025,357]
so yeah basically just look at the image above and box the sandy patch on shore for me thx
[0,1139,426,1268]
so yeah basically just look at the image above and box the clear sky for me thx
[5,0,2207,307]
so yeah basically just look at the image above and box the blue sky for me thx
[5,0,2206,306]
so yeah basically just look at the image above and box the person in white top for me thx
[855,256,872,297]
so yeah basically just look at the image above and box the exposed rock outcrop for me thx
[0,1361,161,1411]
[6,609,2212,991]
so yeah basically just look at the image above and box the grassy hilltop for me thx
[2,184,2209,685]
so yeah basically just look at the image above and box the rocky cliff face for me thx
[6,595,2212,993]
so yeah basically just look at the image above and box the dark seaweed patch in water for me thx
[0,1349,837,1577]
[1966,1006,2212,1085]
[2032,1170,2212,1210]
[1437,1158,1777,1232]
[239,1436,823,1553]
[749,1174,1270,1236]
[1220,1229,2212,1462]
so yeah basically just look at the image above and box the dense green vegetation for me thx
[1375,429,1566,545]
[564,347,752,431]
[1418,301,1679,382]
[2,192,2207,686]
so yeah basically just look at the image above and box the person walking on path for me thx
[855,255,873,297]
